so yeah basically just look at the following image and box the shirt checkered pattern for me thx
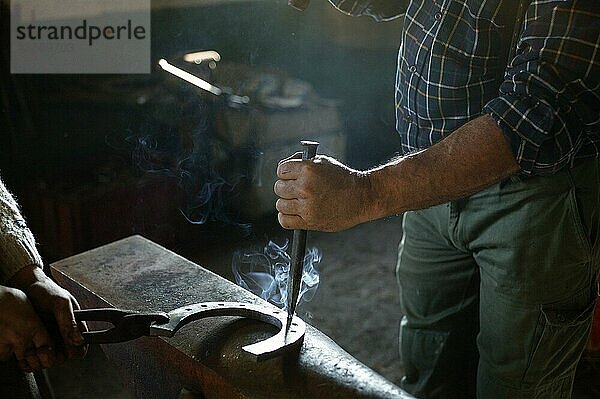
[329,0,600,175]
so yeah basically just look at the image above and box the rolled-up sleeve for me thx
[328,0,407,21]
[483,0,600,175]
[0,178,43,284]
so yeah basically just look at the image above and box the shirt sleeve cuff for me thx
[328,0,405,21]
[483,94,555,175]
[0,229,43,285]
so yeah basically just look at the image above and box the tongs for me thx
[74,301,305,361]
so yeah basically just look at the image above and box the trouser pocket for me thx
[400,324,451,398]
[523,286,597,393]
[567,158,600,259]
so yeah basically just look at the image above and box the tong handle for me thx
[75,308,169,344]
[75,308,136,324]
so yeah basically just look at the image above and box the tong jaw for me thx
[75,308,169,344]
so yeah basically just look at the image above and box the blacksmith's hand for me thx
[274,152,374,232]
[0,284,60,371]
[9,265,87,365]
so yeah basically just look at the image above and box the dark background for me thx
[1,0,402,261]
[2,3,599,397]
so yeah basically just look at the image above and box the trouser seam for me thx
[448,200,466,251]
[520,309,545,387]
[566,167,594,259]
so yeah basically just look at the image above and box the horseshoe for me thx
[75,302,305,362]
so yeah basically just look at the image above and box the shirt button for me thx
[405,115,413,123]
[434,12,442,20]
[408,65,417,73]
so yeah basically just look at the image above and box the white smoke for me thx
[232,240,321,311]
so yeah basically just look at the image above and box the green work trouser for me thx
[397,158,600,399]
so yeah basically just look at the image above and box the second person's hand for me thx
[9,265,87,365]
[0,285,62,371]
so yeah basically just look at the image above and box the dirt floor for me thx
[292,217,406,383]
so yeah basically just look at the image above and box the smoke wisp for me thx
[115,96,252,235]
[232,240,321,311]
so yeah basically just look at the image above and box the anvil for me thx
[51,235,414,399]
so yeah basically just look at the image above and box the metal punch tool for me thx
[285,140,319,335]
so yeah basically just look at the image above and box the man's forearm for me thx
[274,114,520,232]
[366,115,520,220]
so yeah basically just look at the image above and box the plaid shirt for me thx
[329,0,600,175]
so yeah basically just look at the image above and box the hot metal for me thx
[150,302,305,361]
